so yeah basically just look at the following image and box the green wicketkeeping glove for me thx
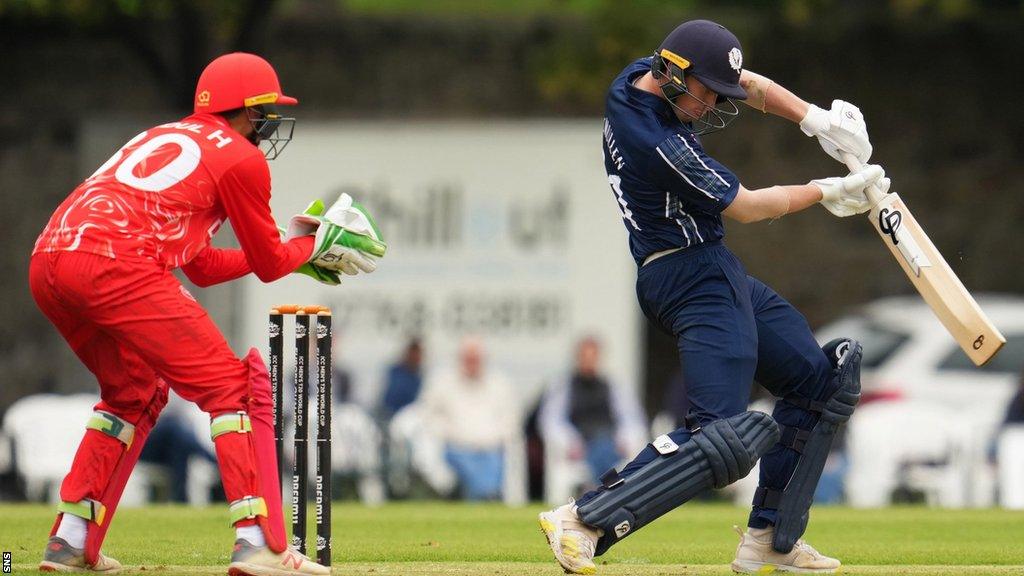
[285,194,387,276]
[293,262,341,286]
[278,217,341,286]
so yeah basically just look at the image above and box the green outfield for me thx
[1,503,1022,575]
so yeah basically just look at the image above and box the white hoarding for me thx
[241,121,641,408]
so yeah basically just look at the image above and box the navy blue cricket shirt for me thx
[603,57,740,266]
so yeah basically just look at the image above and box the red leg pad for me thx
[246,348,289,553]
[213,348,288,553]
[55,432,125,511]
[82,381,168,565]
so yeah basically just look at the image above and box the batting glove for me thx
[814,163,888,218]
[800,99,872,164]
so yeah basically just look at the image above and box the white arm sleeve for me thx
[538,382,583,446]
[609,383,647,441]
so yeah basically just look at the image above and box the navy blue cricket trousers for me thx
[576,241,836,527]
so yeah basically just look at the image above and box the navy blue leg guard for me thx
[753,338,862,554]
[577,410,779,556]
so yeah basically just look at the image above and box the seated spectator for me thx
[540,336,646,484]
[380,338,424,420]
[1005,374,1024,425]
[421,337,516,501]
[140,393,217,503]
[326,331,354,405]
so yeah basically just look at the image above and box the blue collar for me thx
[626,67,669,107]
[624,64,690,129]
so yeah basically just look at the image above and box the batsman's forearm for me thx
[724,183,822,223]
[784,183,825,213]
[739,70,809,123]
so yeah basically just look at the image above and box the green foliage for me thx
[340,0,604,17]
[0,0,283,109]
[0,0,266,40]
[333,0,1022,20]
[528,0,699,112]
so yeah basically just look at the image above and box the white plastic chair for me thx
[998,425,1024,509]
[327,402,386,505]
[503,433,528,507]
[2,393,168,506]
[846,400,971,508]
[387,405,457,497]
[4,394,97,502]
[0,430,12,476]
[283,402,386,505]
[542,433,593,505]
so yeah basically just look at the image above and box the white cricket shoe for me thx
[731,526,841,574]
[538,499,603,575]
[227,539,330,576]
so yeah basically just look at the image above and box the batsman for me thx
[540,19,885,574]
[30,53,385,574]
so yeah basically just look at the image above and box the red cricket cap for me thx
[194,52,298,114]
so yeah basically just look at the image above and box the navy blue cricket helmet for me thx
[651,20,746,133]
[655,19,747,102]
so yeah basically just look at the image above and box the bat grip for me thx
[840,151,886,206]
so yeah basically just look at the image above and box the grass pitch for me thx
[1,502,1022,575]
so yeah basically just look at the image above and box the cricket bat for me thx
[841,152,1004,366]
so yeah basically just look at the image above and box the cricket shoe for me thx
[227,538,330,576]
[38,536,122,573]
[538,499,602,575]
[731,526,841,574]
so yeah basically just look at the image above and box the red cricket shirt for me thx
[34,113,313,286]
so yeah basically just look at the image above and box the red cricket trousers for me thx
[29,250,260,515]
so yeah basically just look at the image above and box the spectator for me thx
[380,338,424,420]
[539,336,646,485]
[326,331,354,405]
[139,393,217,503]
[1004,373,1024,424]
[421,337,517,501]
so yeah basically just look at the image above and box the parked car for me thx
[816,294,1024,420]
[815,294,1024,506]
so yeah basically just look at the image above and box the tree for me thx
[1,0,280,110]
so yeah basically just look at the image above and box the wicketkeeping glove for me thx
[286,193,387,275]
[814,163,888,218]
[800,99,872,164]
[277,222,342,286]
[294,262,342,286]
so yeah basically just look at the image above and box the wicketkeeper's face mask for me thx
[246,103,295,160]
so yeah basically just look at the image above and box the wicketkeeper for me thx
[539,19,885,574]
[30,52,385,574]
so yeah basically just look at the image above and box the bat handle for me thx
[840,151,886,207]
